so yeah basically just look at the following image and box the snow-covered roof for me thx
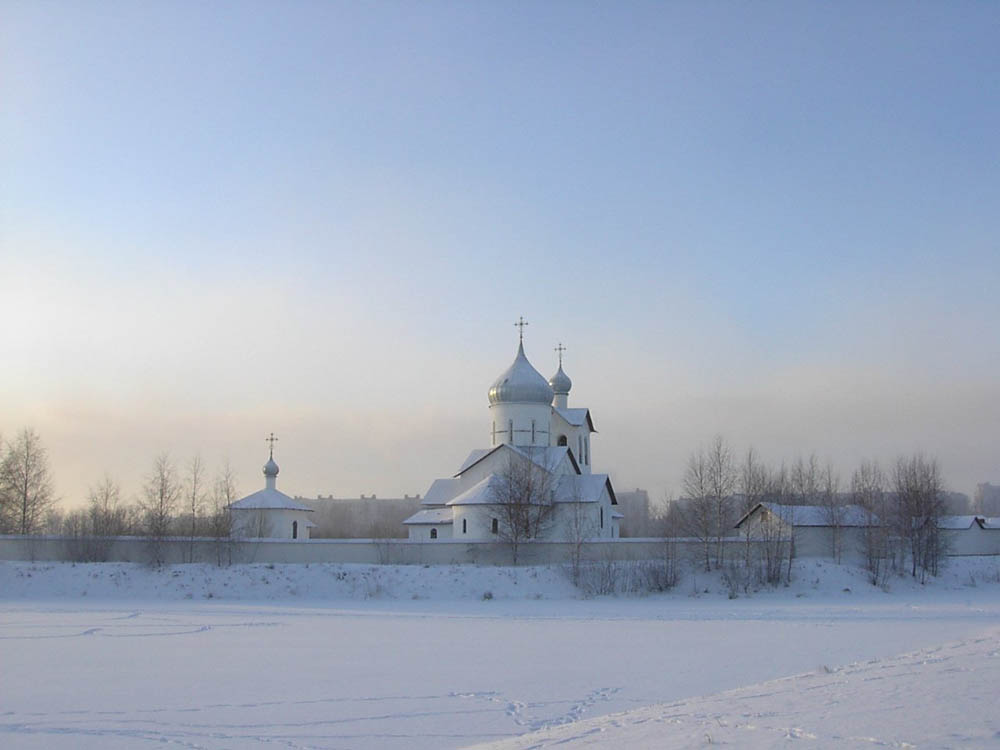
[445,474,505,506]
[455,443,580,478]
[304,519,318,529]
[457,449,492,475]
[553,474,616,504]
[553,407,596,432]
[980,517,1000,530]
[937,515,985,530]
[611,510,625,520]
[402,508,454,525]
[231,488,315,512]
[737,503,871,528]
[422,478,462,506]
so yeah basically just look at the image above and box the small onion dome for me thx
[263,457,279,477]
[548,364,572,395]
[488,342,555,405]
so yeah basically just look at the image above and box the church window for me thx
[492,421,496,446]
[557,435,567,447]
[462,518,467,534]
[292,520,298,539]
[491,518,499,534]
[531,419,536,442]
[508,420,514,444]
[578,435,583,461]
[600,507,604,529]
[430,528,438,539]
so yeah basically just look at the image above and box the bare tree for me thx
[706,435,737,567]
[852,459,890,585]
[738,447,769,568]
[209,461,237,565]
[893,454,946,580]
[0,428,55,535]
[489,451,558,564]
[681,448,714,571]
[141,453,181,566]
[564,479,598,584]
[819,461,844,562]
[183,454,206,562]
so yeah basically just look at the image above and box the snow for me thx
[748,502,871,527]
[230,487,316,511]
[2,558,1000,749]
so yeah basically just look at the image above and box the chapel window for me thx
[430,528,438,539]
[557,435,568,447]
[292,520,298,539]
[462,518,467,534]
[491,518,499,534]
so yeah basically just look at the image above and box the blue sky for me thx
[2,2,998,506]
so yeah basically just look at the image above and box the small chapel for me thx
[404,320,621,541]
[230,435,317,540]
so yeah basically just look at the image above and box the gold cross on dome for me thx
[266,432,279,459]
[514,316,529,342]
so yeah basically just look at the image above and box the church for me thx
[404,321,621,542]
[230,436,317,540]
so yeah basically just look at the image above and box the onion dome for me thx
[263,457,279,478]
[488,342,555,405]
[548,364,572,395]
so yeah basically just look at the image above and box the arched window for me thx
[462,518,467,534]
[508,420,514,444]
[430,528,438,539]
[491,518,499,534]
[292,520,298,539]
[600,507,604,529]
[557,435,568,447]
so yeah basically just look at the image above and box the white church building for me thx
[404,324,621,541]
[231,439,317,540]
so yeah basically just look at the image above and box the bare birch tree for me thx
[852,459,890,585]
[0,428,55,535]
[489,452,558,564]
[681,448,714,571]
[819,461,844,562]
[706,435,737,567]
[184,454,206,562]
[141,453,181,566]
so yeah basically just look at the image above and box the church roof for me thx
[548,364,572,395]
[446,473,551,507]
[454,444,580,478]
[231,488,315,512]
[553,407,596,432]
[403,508,454,525]
[735,503,869,528]
[421,478,462,506]
[553,474,617,504]
[488,342,554,406]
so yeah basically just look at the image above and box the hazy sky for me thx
[2,2,998,509]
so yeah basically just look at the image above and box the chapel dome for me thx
[263,457,280,477]
[548,365,572,395]
[488,342,555,405]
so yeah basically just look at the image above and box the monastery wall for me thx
[2,533,997,565]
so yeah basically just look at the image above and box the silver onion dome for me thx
[263,457,280,477]
[548,364,572,395]
[488,342,555,405]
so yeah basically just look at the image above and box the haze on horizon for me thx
[2,2,998,510]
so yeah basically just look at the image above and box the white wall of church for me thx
[407,524,453,541]
[489,402,552,447]
[232,509,313,540]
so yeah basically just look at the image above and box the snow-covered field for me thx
[2,559,999,749]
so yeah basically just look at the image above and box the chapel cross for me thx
[266,432,279,459]
[555,342,566,367]
[515,316,529,342]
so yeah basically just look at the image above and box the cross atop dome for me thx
[266,432,278,460]
[555,342,566,367]
[514,316,529,342]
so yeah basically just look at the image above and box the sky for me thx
[2,1,999,509]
